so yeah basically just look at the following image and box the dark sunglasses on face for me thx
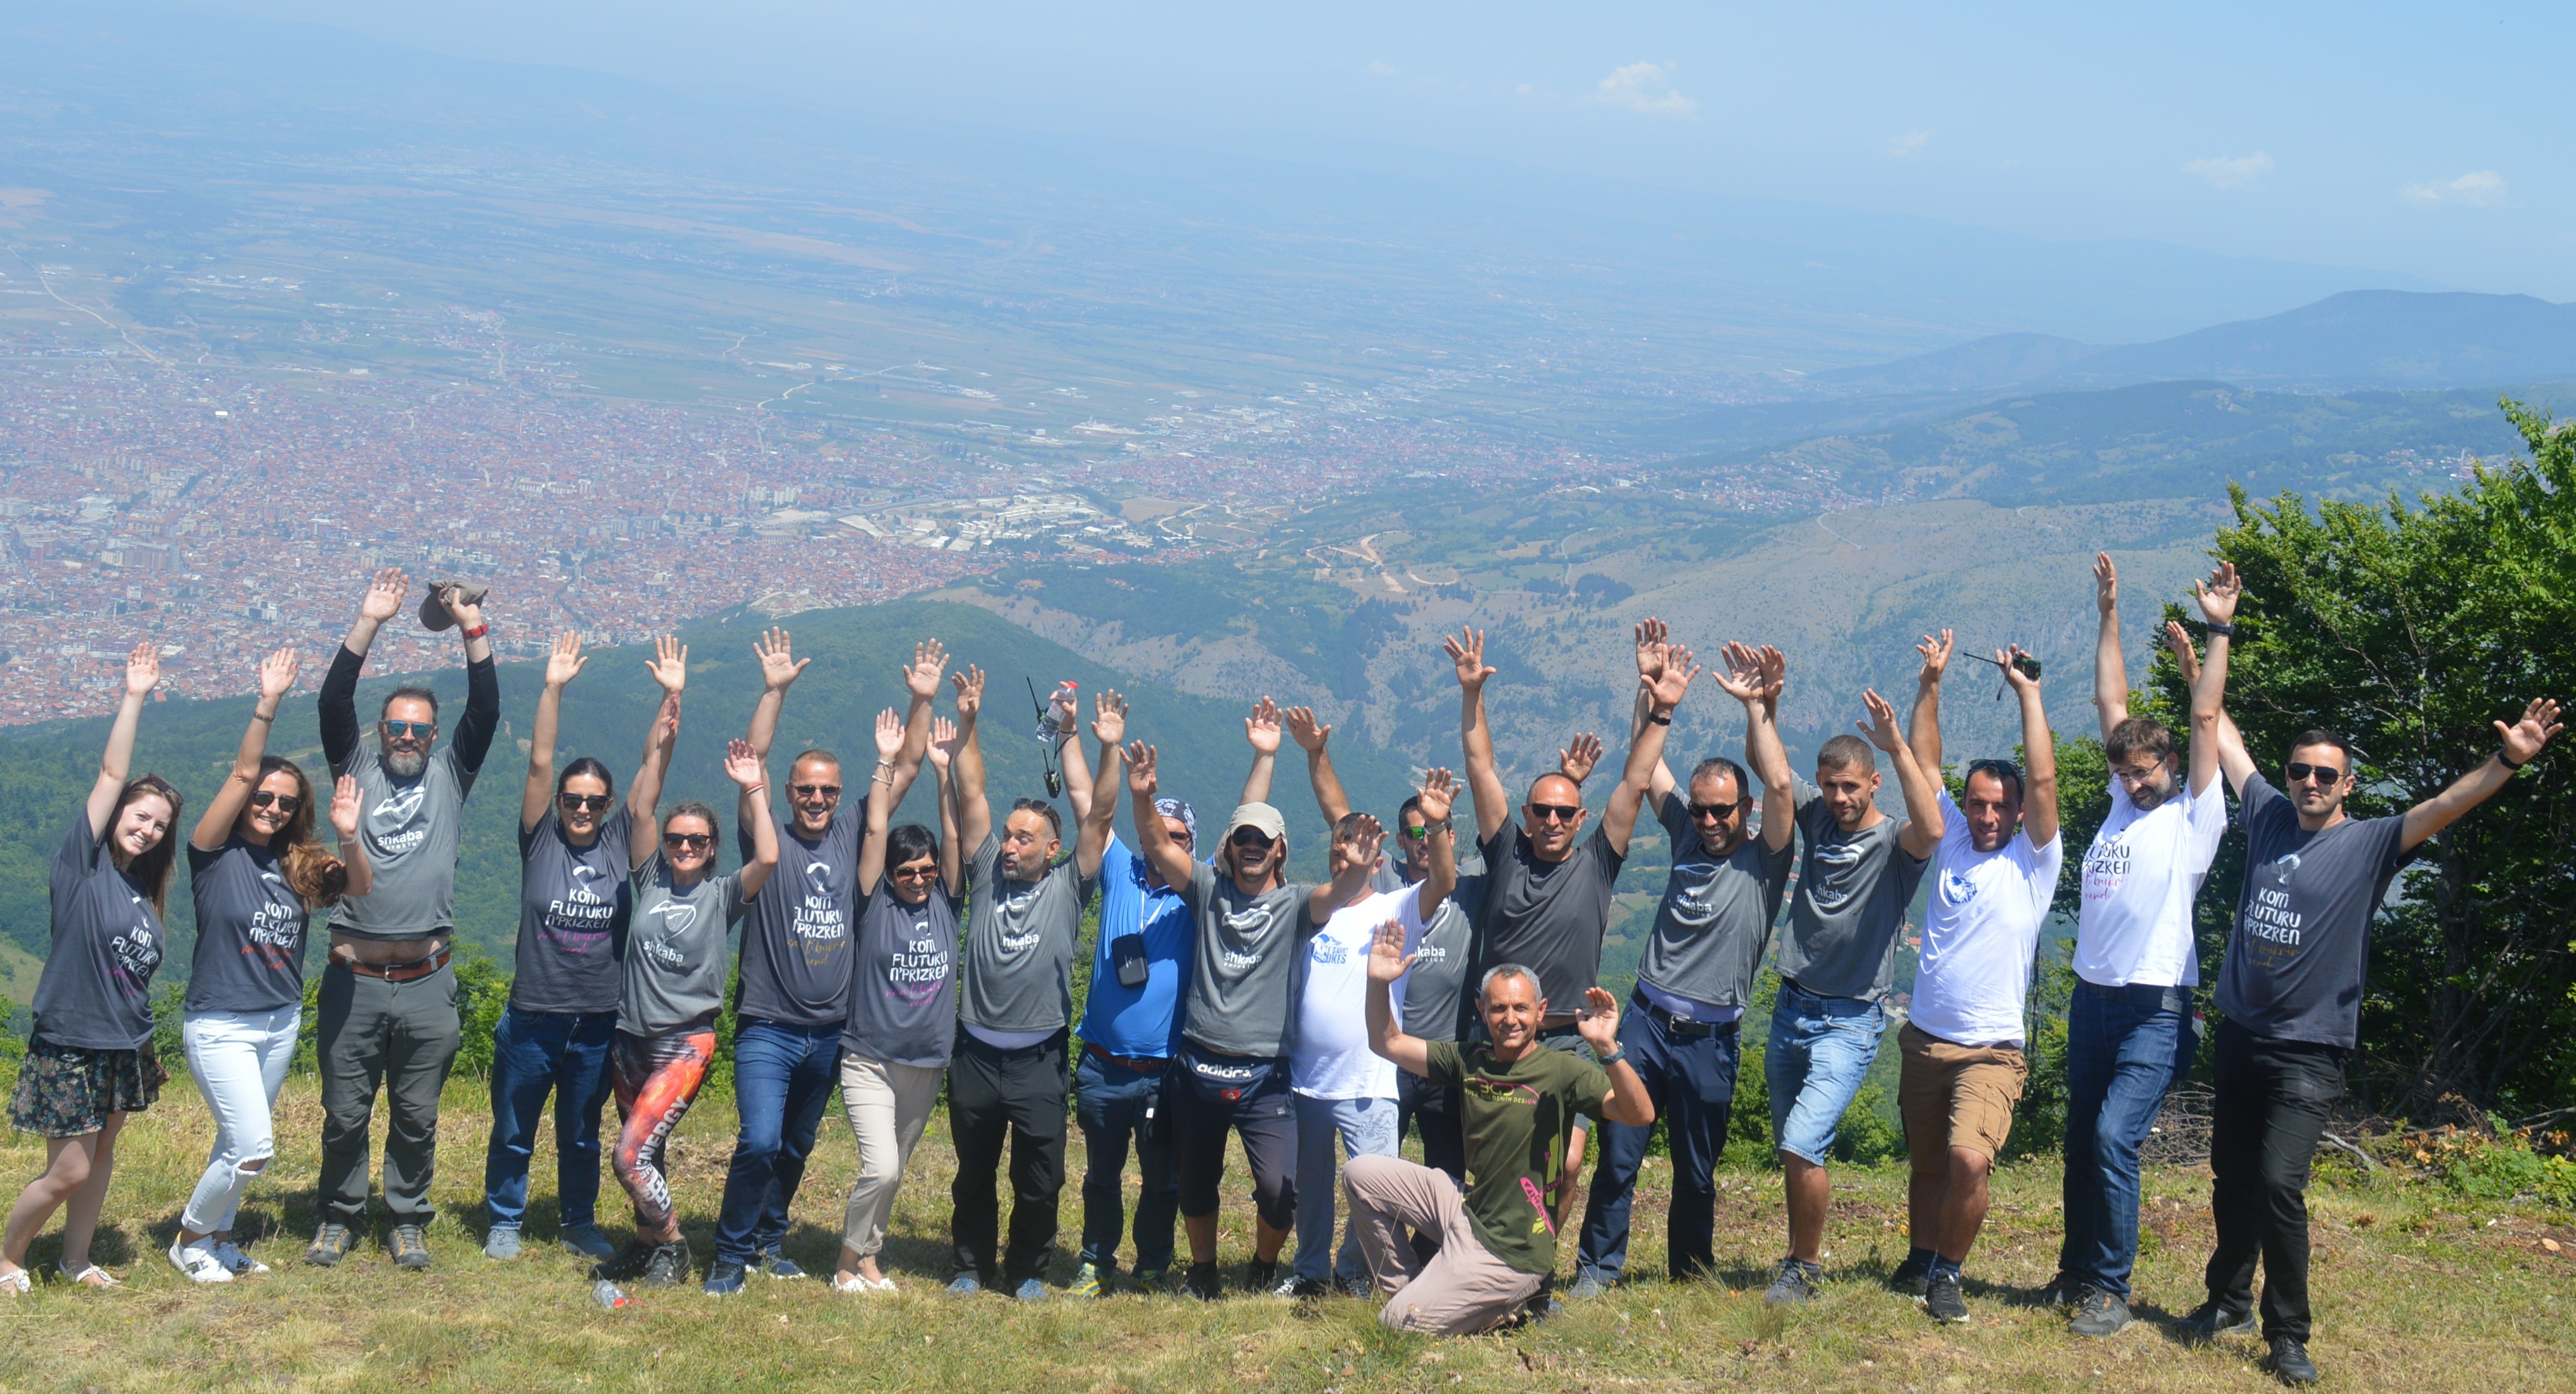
[1229,828,1276,850]
[791,783,842,800]
[380,720,435,739]
[892,863,939,881]
[248,790,302,814]
[1400,823,1433,841]
[662,832,712,851]
[2286,762,2345,786]
[1687,799,1742,820]
[558,793,612,813]
[1526,803,1582,824]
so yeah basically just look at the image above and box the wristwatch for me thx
[1595,1048,1627,1068]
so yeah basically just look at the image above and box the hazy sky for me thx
[198,1,2574,298]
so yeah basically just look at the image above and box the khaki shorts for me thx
[1897,1021,2027,1170]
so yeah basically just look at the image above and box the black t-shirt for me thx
[1474,824,1624,1014]
[843,879,963,1068]
[2219,773,2414,1050]
[734,807,865,1028]
[185,838,309,1014]
[31,814,166,1050]
[510,807,634,1015]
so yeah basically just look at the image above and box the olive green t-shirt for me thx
[1422,1039,1611,1276]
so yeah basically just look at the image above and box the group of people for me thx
[0,563,2558,1386]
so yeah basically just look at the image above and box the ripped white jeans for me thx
[181,1005,300,1234]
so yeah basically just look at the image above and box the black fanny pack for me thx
[1179,1051,1278,1104]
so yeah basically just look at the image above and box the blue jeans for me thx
[1577,1003,1740,1283]
[482,1006,617,1231]
[1292,1094,1397,1284]
[1074,1051,1180,1274]
[712,1019,842,1266]
[2058,982,2196,1298]
[1766,979,1887,1166]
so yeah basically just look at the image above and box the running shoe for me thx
[1762,1257,1820,1305]
[1131,1267,1172,1296]
[389,1225,432,1270]
[1014,1276,1050,1302]
[944,1274,982,1295]
[593,1239,655,1282]
[703,1261,748,1296]
[482,1226,521,1261]
[638,1240,693,1290]
[1242,1258,1278,1294]
[1567,1269,1611,1299]
[304,1223,354,1268]
[2182,1300,2259,1343]
[755,1248,806,1280]
[1923,1270,1969,1324]
[1184,1263,1221,1301]
[559,1223,617,1261]
[212,1240,268,1276]
[169,1239,235,1285]
[1067,1262,1111,1299]
[1278,1276,1329,1298]
[2068,1284,2133,1337]
[2265,1338,2319,1386]
[1887,1252,1932,1296]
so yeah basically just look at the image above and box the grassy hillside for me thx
[0,599,1419,1001]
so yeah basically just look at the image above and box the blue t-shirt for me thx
[1077,834,1195,1058]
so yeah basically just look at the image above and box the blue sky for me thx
[203,1,2574,298]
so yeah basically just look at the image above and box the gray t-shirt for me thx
[184,838,309,1014]
[844,879,962,1068]
[32,814,167,1051]
[2219,772,2414,1050]
[326,740,476,940]
[959,833,1093,1035]
[1178,861,1317,1059]
[1639,791,1794,1011]
[1775,776,1929,1002]
[510,807,633,1016]
[1401,871,1483,1043]
[734,809,863,1028]
[621,853,745,1038]
[1475,824,1625,1014]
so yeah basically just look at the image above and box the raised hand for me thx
[257,646,300,703]
[1049,679,1079,734]
[905,639,948,701]
[543,631,586,689]
[1575,986,1622,1054]
[1341,812,1386,873]
[2162,620,2202,686]
[1645,644,1702,712]
[873,707,904,763]
[2094,552,2118,615]
[1283,705,1331,753]
[723,738,766,789]
[645,634,686,695]
[1557,732,1603,783]
[1091,689,1128,748]
[1124,741,1159,796]
[2497,698,2565,767]
[927,716,959,771]
[1416,767,1458,826]
[754,627,809,693]
[1756,645,1787,706]
[330,775,364,840]
[1858,687,1906,755]
[1245,696,1282,755]
[125,641,160,698]
[950,664,986,719]
[358,567,408,623]
[1916,630,1955,686]
[1999,643,2042,696]
[1633,617,1669,682]
[1444,627,1495,691]
[2194,561,2244,628]
[1366,916,1417,984]
[1712,641,1765,705]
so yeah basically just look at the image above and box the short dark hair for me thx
[1816,734,1875,775]
[886,822,939,869]
[1008,796,1063,838]
[1687,757,1749,801]
[556,757,614,797]
[1396,793,1427,829]
[2106,717,2175,765]
[380,685,439,721]
[1334,810,1373,841]
[2287,729,2359,766]
[1964,757,2026,804]
[661,800,719,840]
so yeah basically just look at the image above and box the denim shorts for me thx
[1765,980,1888,1166]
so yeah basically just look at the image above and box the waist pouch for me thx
[1175,1050,1285,1108]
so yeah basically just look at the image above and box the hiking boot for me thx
[390,1224,432,1270]
[1923,1270,1969,1324]
[638,1239,693,1289]
[559,1222,617,1260]
[1762,1257,1821,1305]
[2182,1300,2259,1343]
[1185,1262,1221,1301]
[304,1223,354,1268]
[1567,1269,1611,1299]
[1242,1258,1277,1293]
[2265,1338,2319,1386]
[1067,1262,1112,1298]
[703,1261,749,1296]
[482,1225,521,1261]
[2068,1284,2132,1337]
[1887,1252,1932,1296]
[592,1239,655,1282]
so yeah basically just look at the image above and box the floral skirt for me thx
[7,1037,167,1137]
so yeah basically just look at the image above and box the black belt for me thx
[1084,1040,1169,1073]
[2075,978,2192,1013]
[1632,991,1730,1040]
[335,948,451,982]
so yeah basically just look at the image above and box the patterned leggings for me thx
[610,1030,717,1242]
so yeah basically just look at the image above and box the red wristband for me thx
[460,623,489,641]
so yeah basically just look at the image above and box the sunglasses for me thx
[2286,762,2345,786]
[662,831,713,851]
[1526,802,1582,824]
[790,783,842,800]
[1229,828,1277,849]
[1399,823,1436,841]
[248,790,302,814]
[892,863,939,881]
[1686,799,1743,820]
[558,793,612,813]
[380,720,436,739]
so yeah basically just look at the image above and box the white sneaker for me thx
[212,1240,268,1275]
[169,1241,234,1285]
[830,1270,897,1293]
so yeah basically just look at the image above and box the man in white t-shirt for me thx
[2054,555,2232,1338]
[1282,772,1459,1298]
[1891,633,2064,1325]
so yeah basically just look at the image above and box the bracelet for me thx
[2501,749,2527,771]
[2203,622,2235,637]
[459,623,489,641]
[1595,1048,1627,1069]
[743,783,767,795]
[1646,711,1673,726]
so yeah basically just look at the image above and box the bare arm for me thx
[858,707,908,896]
[1606,646,1698,854]
[1445,628,1509,845]
[2165,620,2255,791]
[1125,742,1197,890]
[2094,552,2130,740]
[1239,696,1281,807]
[2400,699,2563,852]
[1724,644,1798,853]
[951,665,993,855]
[1364,918,1432,1078]
[1284,707,1350,826]
[328,775,373,900]
[522,632,588,834]
[2002,645,2060,848]
[1631,618,1675,805]
[627,694,679,869]
[1909,630,1952,780]
[1410,770,1460,916]
[928,717,963,896]
[197,646,299,852]
[728,739,778,902]
[89,643,158,839]
[1575,987,1655,1127]
[2187,563,2240,798]
[744,626,810,765]
[1862,687,1944,859]
[1076,691,1129,878]
[1058,707,1093,824]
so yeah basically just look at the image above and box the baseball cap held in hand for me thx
[418,580,489,632]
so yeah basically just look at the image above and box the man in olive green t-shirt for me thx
[1351,921,1654,1334]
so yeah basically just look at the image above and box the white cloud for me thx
[2399,169,2508,208]
[1590,62,1697,118]
[2182,152,2274,189]
[1885,131,1932,158]
[1366,60,1399,79]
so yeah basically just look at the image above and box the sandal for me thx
[0,1268,29,1295]
[60,1263,122,1289]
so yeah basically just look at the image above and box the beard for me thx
[383,744,428,779]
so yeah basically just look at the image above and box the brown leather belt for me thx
[337,948,451,982]
[1085,1040,1169,1073]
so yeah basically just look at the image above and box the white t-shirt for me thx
[2075,774,2228,988]
[1911,791,2064,1048]
[1291,885,1426,1100]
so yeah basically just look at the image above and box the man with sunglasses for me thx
[2052,554,2232,1336]
[1572,630,1796,1297]
[2182,566,2560,1386]
[1888,631,2061,1324]
[307,568,499,1270]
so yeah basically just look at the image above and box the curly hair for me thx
[244,756,351,907]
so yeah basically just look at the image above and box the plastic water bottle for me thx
[1034,680,1078,743]
[593,1279,629,1309]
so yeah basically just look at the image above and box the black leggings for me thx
[1168,1049,1297,1231]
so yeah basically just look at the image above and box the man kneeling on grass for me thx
[1351,932,1652,1334]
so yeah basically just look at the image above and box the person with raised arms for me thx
[1885,631,2062,1324]
[1573,632,1796,1296]
[943,662,1116,1300]
[1,644,181,1292]
[1753,660,1942,1304]
[308,570,499,1271]
[1349,924,1655,1334]
[2051,554,2232,1336]
[167,647,370,1284]
[2180,566,2558,1386]
[479,632,659,1263]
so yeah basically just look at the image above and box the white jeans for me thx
[181,1006,300,1234]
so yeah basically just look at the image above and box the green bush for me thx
[2418,1126,2576,1210]
[152,981,189,1071]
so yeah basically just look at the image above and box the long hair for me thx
[110,774,185,916]
[247,755,351,909]
[557,756,615,798]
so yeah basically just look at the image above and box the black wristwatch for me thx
[2204,622,2236,637]
[1595,1048,1627,1068]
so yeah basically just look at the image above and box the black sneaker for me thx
[1761,1257,1820,1305]
[638,1239,693,1289]
[2068,1284,2132,1337]
[592,1239,655,1282]
[389,1224,432,1270]
[304,1223,354,1268]
[2182,1300,2259,1343]
[2035,1271,2082,1308]
[1923,1270,1969,1324]
[2265,1338,2319,1386]
[1282,1276,1329,1299]
[1185,1262,1221,1301]
[1242,1258,1277,1294]
[1888,1253,1932,1296]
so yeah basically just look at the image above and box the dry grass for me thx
[0,1074,2570,1392]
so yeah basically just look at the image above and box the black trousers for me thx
[947,1029,1070,1286]
[2204,1021,2346,1343]
[1396,1070,1465,1184]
